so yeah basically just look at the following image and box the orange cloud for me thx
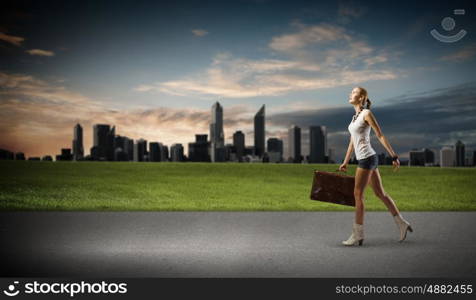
[0,32,25,46]
[191,29,208,37]
[440,43,476,62]
[25,49,55,56]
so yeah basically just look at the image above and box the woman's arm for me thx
[343,137,354,165]
[364,110,398,158]
[339,137,354,171]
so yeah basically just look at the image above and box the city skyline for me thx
[1,115,474,166]
[1,95,476,164]
[1,0,475,161]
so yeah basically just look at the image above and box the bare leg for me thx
[354,167,373,225]
[369,168,413,241]
[369,168,399,216]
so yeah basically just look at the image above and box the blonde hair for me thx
[357,86,371,109]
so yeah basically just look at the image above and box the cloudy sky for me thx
[1,0,475,161]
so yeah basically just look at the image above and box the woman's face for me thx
[349,87,363,105]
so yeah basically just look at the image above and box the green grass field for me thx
[0,160,475,211]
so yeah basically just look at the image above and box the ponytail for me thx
[366,98,371,109]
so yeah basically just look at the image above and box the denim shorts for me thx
[358,154,378,170]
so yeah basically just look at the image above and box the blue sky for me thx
[1,0,475,161]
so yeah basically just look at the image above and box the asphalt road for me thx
[1,212,475,277]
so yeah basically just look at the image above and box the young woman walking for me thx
[339,87,413,246]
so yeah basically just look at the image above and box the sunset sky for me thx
[1,0,475,161]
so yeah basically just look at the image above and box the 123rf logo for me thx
[3,281,128,297]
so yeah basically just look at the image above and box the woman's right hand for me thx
[338,163,347,172]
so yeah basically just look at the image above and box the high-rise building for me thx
[170,144,184,162]
[267,138,283,154]
[309,125,327,163]
[92,124,115,161]
[224,143,236,161]
[114,135,125,151]
[0,149,14,160]
[267,138,283,162]
[465,151,471,166]
[189,134,210,162]
[134,139,147,162]
[233,131,245,162]
[254,105,265,157]
[210,102,225,162]
[409,149,425,166]
[56,148,73,161]
[288,125,301,163]
[440,146,455,167]
[159,143,169,162]
[409,148,435,166]
[113,135,129,161]
[455,140,465,166]
[149,142,160,162]
[72,123,84,161]
[423,148,435,165]
[123,137,134,161]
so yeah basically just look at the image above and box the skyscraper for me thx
[210,102,225,162]
[267,138,283,154]
[455,140,465,166]
[189,134,210,162]
[72,123,83,161]
[233,130,245,162]
[134,138,147,162]
[288,125,301,163]
[409,149,425,166]
[92,124,115,161]
[123,137,134,161]
[423,148,435,165]
[149,142,160,162]
[170,144,184,162]
[309,125,327,163]
[113,135,129,161]
[159,143,169,162]
[254,105,265,158]
[267,137,283,163]
[440,146,455,167]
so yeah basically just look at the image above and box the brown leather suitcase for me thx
[310,170,356,207]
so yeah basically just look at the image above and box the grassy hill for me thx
[0,160,475,211]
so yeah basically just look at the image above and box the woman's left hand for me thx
[392,158,400,172]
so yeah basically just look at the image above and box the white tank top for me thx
[348,109,376,160]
